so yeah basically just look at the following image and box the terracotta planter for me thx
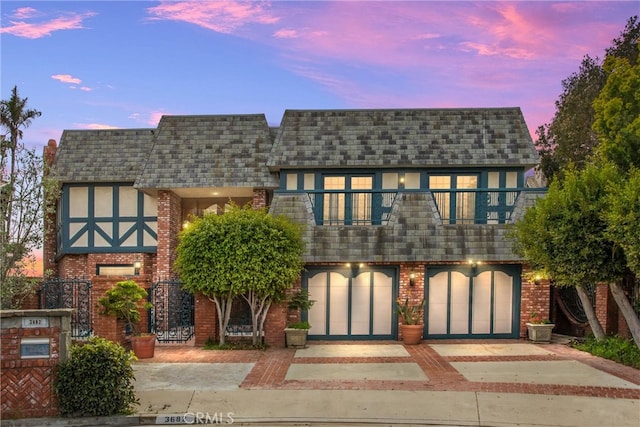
[400,324,423,345]
[131,334,156,359]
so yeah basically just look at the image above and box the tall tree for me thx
[535,16,639,182]
[0,88,52,309]
[175,205,304,345]
[592,51,640,172]
[535,56,606,182]
[1,86,42,237]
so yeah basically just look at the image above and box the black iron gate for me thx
[39,278,93,339]
[149,279,195,343]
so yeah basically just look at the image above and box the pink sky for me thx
[1,1,638,276]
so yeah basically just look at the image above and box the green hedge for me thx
[55,337,138,416]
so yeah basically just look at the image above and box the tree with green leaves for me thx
[592,50,640,172]
[535,56,606,182]
[535,16,639,183]
[1,86,42,236]
[606,168,640,277]
[510,164,627,341]
[175,205,304,345]
[0,88,55,309]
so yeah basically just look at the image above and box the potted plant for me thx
[397,293,425,345]
[98,280,155,358]
[284,290,315,348]
[526,311,555,343]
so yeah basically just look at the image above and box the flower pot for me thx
[284,328,309,348]
[526,323,555,343]
[131,334,156,359]
[400,324,423,345]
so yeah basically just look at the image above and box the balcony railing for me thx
[278,189,532,225]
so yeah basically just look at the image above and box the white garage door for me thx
[426,266,520,338]
[304,268,396,339]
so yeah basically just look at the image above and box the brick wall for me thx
[252,189,268,209]
[194,293,217,346]
[519,269,552,338]
[397,264,424,340]
[1,309,72,419]
[157,190,181,279]
[92,276,151,343]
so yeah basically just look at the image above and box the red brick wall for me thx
[157,190,181,279]
[194,293,217,346]
[397,264,425,339]
[92,276,151,343]
[252,189,268,209]
[264,301,288,347]
[1,310,71,419]
[593,282,633,339]
[519,268,552,338]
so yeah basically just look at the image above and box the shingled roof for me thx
[52,129,155,183]
[135,114,278,190]
[268,108,538,170]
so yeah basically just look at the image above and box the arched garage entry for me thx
[303,266,398,340]
[425,265,521,339]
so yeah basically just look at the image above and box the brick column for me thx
[264,301,287,347]
[156,190,181,279]
[43,139,59,277]
[252,189,268,209]
[595,283,618,335]
[194,292,217,346]
[519,268,552,339]
[1,309,72,419]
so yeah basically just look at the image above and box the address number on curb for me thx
[154,414,188,424]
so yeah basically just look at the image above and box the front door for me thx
[304,267,397,339]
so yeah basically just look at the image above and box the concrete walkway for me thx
[7,340,640,426]
[130,340,640,427]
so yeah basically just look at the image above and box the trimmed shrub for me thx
[55,337,138,416]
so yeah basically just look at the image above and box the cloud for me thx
[51,74,82,84]
[273,28,298,39]
[129,111,169,126]
[146,0,279,34]
[0,8,95,39]
[75,123,120,130]
[13,7,38,20]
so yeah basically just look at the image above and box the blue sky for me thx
[1,1,638,150]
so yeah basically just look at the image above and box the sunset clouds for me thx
[1,1,636,148]
[51,74,92,92]
[146,0,279,33]
[0,7,95,39]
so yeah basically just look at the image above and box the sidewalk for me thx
[131,340,640,426]
[5,340,640,426]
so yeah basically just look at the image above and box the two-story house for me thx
[44,107,548,347]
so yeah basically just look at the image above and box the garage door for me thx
[425,266,521,339]
[304,267,397,340]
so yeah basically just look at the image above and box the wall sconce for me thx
[534,275,542,286]
[182,220,190,230]
[409,272,416,287]
[346,262,364,276]
[133,259,142,276]
[468,259,479,274]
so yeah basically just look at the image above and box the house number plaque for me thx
[22,317,49,328]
